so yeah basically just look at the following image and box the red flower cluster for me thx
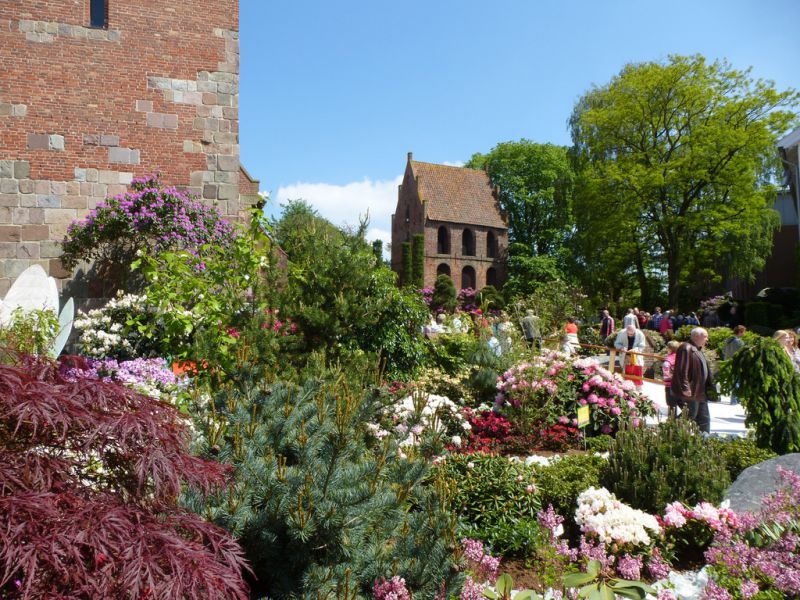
[533,423,582,452]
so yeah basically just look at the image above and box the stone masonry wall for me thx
[0,0,246,296]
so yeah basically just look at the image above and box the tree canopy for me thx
[569,54,799,308]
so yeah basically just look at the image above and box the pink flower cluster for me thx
[663,501,739,532]
[495,352,654,434]
[461,538,500,583]
[373,576,411,600]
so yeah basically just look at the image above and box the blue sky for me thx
[239,0,800,248]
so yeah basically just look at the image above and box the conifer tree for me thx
[411,233,425,289]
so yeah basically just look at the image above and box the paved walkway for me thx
[639,380,748,436]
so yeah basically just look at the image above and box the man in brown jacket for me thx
[671,327,712,433]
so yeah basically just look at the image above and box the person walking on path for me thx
[521,310,542,350]
[615,324,646,386]
[623,308,639,329]
[562,317,580,355]
[671,327,713,433]
[659,310,674,337]
[662,340,682,417]
[600,309,615,340]
[723,325,747,405]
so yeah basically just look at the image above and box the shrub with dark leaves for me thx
[0,356,249,599]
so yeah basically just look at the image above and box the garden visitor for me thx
[636,309,648,329]
[496,313,514,353]
[773,330,800,372]
[599,309,615,339]
[662,340,682,417]
[674,312,686,330]
[521,309,542,350]
[686,312,700,326]
[562,316,579,355]
[614,324,646,386]
[651,307,663,331]
[659,310,674,336]
[623,308,638,329]
[671,327,712,433]
[723,325,747,405]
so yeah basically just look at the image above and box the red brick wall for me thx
[0,0,245,295]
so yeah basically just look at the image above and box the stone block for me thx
[0,226,21,242]
[50,181,66,196]
[0,161,13,177]
[25,208,44,224]
[217,184,238,201]
[79,182,92,196]
[0,280,8,297]
[20,194,36,208]
[74,168,87,182]
[202,184,217,199]
[213,132,238,144]
[62,196,87,209]
[197,71,210,81]
[0,243,17,258]
[108,147,132,164]
[0,179,19,194]
[12,105,27,118]
[92,183,107,197]
[0,103,12,116]
[183,92,202,105]
[86,169,99,182]
[172,79,188,91]
[27,133,49,150]
[5,259,32,278]
[162,114,178,129]
[40,241,63,258]
[214,171,237,184]
[192,117,205,131]
[107,184,126,196]
[36,196,61,208]
[21,225,50,241]
[34,180,49,195]
[48,224,70,241]
[217,93,233,107]
[214,200,228,214]
[202,93,217,105]
[49,258,70,279]
[0,194,20,207]
[146,112,164,128]
[135,100,153,112]
[100,134,120,147]
[16,242,40,259]
[107,30,121,43]
[98,170,118,184]
[83,134,100,145]
[131,150,140,164]
[19,179,36,194]
[118,172,133,185]
[66,181,80,195]
[18,20,34,32]
[48,134,65,151]
[13,161,30,179]
[197,81,217,93]
[44,208,77,224]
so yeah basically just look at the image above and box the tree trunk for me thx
[634,244,651,308]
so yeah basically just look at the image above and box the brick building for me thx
[0,0,259,297]
[391,153,507,290]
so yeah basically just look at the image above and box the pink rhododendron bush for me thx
[494,352,656,435]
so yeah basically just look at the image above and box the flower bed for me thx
[495,352,656,436]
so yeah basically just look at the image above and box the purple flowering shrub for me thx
[61,173,235,275]
[702,467,800,599]
[458,288,478,312]
[419,286,434,307]
[495,352,655,435]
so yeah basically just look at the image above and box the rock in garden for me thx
[725,453,800,514]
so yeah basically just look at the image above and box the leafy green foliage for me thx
[534,454,605,528]
[483,573,542,600]
[189,369,460,600]
[601,418,730,513]
[503,251,569,301]
[706,434,777,480]
[569,54,799,307]
[402,241,413,287]
[434,453,540,556]
[432,274,457,312]
[717,336,800,454]
[563,560,654,600]
[465,141,574,258]
[477,285,505,311]
[509,280,587,338]
[0,307,59,361]
[274,201,428,378]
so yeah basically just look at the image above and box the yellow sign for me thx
[577,406,590,428]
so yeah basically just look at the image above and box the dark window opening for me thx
[437,226,450,254]
[462,228,475,256]
[487,231,497,258]
[405,207,410,223]
[90,0,107,28]
[437,263,451,277]
[486,267,497,287]
[461,266,476,290]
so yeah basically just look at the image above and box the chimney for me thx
[407,151,413,161]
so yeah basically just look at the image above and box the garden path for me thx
[640,381,748,436]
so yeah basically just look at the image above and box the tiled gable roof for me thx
[410,160,507,229]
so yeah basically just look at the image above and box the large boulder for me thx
[725,453,800,514]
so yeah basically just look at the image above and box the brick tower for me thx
[0,0,259,297]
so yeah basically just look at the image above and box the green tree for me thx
[466,141,574,257]
[431,274,457,312]
[411,233,425,288]
[401,241,413,287]
[569,55,799,307]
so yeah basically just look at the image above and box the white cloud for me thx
[442,160,465,167]
[272,176,401,260]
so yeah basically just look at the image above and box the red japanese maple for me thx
[0,356,249,599]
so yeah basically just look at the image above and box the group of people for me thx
[773,328,800,372]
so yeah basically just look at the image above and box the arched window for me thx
[486,267,497,287]
[437,263,451,277]
[437,226,450,254]
[461,266,476,290]
[487,231,497,258]
[462,228,475,256]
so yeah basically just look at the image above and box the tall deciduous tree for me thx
[570,55,798,307]
[466,141,574,257]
